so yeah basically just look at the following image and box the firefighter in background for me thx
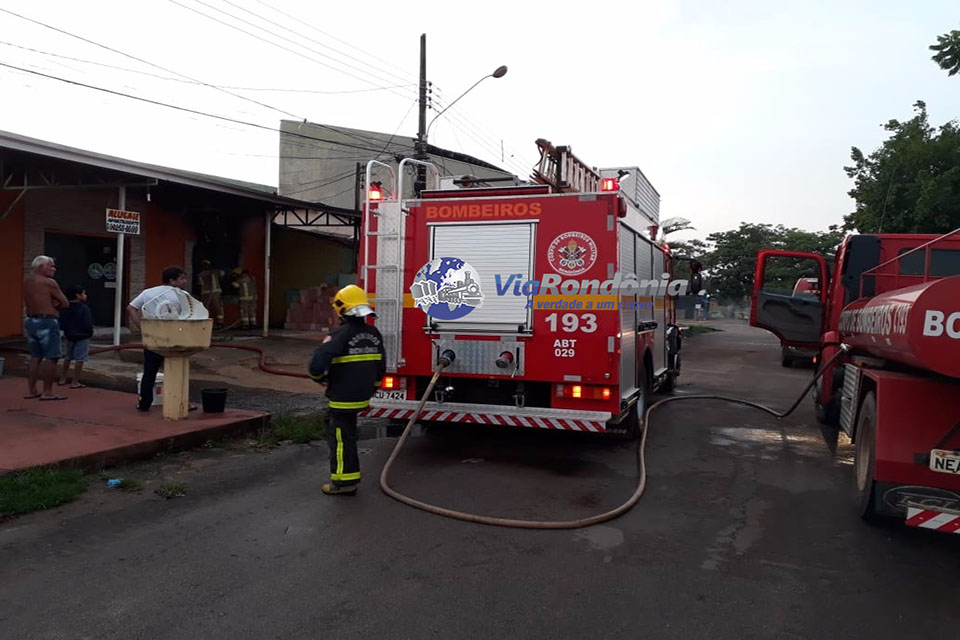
[197,259,225,327]
[308,285,385,496]
[231,267,258,329]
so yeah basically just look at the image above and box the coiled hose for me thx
[379,345,850,530]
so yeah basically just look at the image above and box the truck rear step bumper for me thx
[362,399,613,433]
[906,504,960,534]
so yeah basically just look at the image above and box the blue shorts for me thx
[65,339,90,362]
[24,317,62,360]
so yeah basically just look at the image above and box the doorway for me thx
[44,232,119,326]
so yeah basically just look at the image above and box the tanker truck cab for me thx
[750,230,960,530]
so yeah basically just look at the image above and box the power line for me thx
[165,0,417,103]
[0,8,409,155]
[0,39,415,94]
[432,88,536,174]
[433,108,530,177]
[218,0,415,87]
[0,6,305,121]
[0,62,391,154]
[251,0,415,83]
[432,85,535,162]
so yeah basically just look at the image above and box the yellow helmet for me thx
[332,284,373,317]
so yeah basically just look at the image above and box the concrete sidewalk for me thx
[0,378,267,472]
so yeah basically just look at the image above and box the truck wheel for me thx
[659,370,677,393]
[620,399,642,440]
[813,365,840,426]
[854,391,879,521]
[780,346,793,367]
[618,366,650,440]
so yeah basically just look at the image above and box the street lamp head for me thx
[424,64,510,141]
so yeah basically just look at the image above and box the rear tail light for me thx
[558,384,613,400]
[600,177,619,192]
[381,376,396,389]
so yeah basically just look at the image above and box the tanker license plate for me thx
[375,390,406,400]
[930,449,960,475]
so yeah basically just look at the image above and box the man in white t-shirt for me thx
[127,266,189,412]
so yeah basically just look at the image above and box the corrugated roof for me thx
[0,129,354,214]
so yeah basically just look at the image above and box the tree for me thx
[931,29,960,76]
[660,217,695,236]
[845,101,960,233]
[702,223,842,302]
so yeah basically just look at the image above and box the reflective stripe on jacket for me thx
[308,317,386,409]
[238,275,256,300]
[199,270,222,295]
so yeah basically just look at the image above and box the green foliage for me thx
[661,217,695,236]
[845,101,960,233]
[118,478,143,491]
[680,324,720,336]
[270,414,326,444]
[0,468,86,516]
[930,29,960,76]
[155,481,188,499]
[701,223,842,302]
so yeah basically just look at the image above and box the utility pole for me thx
[414,33,428,194]
[416,33,427,160]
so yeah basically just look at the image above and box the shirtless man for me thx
[23,255,70,400]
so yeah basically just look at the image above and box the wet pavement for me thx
[0,320,957,639]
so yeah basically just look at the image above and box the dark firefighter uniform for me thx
[308,285,385,496]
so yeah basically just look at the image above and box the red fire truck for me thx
[750,229,960,531]
[358,141,682,436]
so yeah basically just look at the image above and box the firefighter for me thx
[197,259,225,327]
[231,267,258,329]
[308,285,385,496]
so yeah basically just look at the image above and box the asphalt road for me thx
[1,320,957,639]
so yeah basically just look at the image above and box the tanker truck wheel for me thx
[854,392,879,521]
[813,364,840,427]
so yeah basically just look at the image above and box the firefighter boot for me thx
[322,483,357,496]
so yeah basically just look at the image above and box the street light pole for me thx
[425,65,507,141]
[411,33,507,194]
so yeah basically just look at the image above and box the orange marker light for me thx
[600,177,619,192]
[382,376,396,389]
[572,385,582,399]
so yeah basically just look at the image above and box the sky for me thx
[2,0,959,241]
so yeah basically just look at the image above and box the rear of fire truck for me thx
[750,229,960,531]
[359,141,681,436]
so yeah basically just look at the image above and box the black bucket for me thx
[201,388,228,413]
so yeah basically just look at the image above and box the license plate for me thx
[375,390,406,400]
[930,449,960,475]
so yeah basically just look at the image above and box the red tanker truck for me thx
[750,229,960,532]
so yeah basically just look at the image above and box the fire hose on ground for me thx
[2,338,852,529]
[378,345,852,530]
[0,341,311,379]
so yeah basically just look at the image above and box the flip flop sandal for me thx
[23,393,41,399]
[69,384,87,389]
[39,395,68,401]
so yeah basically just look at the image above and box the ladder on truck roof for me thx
[532,138,601,193]
[362,159,439,370]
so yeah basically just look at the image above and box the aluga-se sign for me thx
[106,208,141,235]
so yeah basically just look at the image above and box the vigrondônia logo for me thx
[410,257,484,320]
